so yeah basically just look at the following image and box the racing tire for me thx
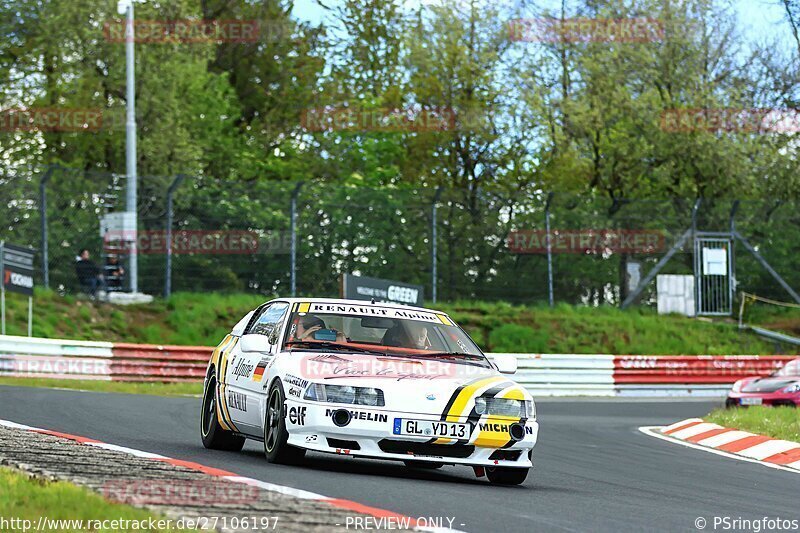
[264,380,306,465]
[403,460,444,469]
[201,375,246,451]
[486,466,529,485]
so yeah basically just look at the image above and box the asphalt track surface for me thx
[1,386,798,532]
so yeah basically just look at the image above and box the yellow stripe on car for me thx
[433,376,506,444]
[472,386,528,448]
[213,336,240,433]
[436,314,454,326]
[215,382,231,431]
[472,415,521,448]
[500,387,526,400]
[210,335,234,430]
[220,383,240,433]
[210,334,232,368]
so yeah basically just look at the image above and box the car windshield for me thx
[773,359,800,377]
[282,302,486,362]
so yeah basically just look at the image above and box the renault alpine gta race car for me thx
[200,298,538,485]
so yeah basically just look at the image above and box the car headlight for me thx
[304,384,385,406]
[474,397,533,418]
[782,382,800,394]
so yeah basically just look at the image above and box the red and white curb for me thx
[639,418,800,474]
[0,419,462,532]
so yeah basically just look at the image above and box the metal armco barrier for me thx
[505,354,616,397]
[492,353,798,397]
[0,335,210,382]
[0,335,795,394]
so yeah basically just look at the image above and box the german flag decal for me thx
[252,358,269,382]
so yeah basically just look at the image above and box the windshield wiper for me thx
[284,341,385,355]
[406,351,490,367]
[421,351,485,360]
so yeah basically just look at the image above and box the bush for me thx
[488,323,549,353]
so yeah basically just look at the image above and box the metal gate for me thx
[693,233,734,315]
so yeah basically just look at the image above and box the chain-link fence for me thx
[2,165,799,309]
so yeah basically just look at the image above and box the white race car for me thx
[200,298,538,485]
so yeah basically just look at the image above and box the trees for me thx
[1,0,799,302]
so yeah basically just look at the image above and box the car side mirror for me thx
[491,354,518,375]
[240,334,271,354]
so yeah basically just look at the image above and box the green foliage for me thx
[0,289,786,355]
[0,467,197,531]
[706,407,800,443]
[488,324,550,353]
[1,0,800,306]
[436,300,780,354]
[0,377,202,397]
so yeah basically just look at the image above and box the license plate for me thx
[741,397,763,406]
[393,418,470,439]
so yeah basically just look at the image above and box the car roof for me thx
[269,297,449,316]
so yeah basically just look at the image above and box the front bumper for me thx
[284,399,538,468]
[726,391,799,407]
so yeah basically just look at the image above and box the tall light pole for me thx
[119,0,138,293]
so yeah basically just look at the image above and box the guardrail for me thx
[0,335,210,382]
[0,335,796,395]
[491,353,798,397]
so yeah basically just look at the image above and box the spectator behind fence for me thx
[104,255,125,290]
[75,248,104,298]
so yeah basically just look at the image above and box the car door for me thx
[222,301,290,434]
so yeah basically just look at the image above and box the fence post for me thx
[39,167,54,289]
[729,200,740,300]
[734,230,800,304]
[164,174,186,298]
[728,200,739,234]
[545,192,554,307]
[691,198,702,311]
[431,186,443,303]
[290,182,304,297]
[691,198,701,238]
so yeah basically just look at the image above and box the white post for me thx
[28,297,32,337]
[121,0,138,293]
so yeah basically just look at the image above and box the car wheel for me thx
[403,460,443,469]
[264,380,306,464]
[486,466,529,485]
[200,374,246,451]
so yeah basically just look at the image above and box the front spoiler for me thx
[726,391,799,407]
[284,400,538,468]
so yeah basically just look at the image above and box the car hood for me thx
[283,351,530,416]
[740,377,799,393]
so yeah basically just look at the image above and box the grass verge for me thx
[1,289,789,355]
[0,377,202,397]
[0,467,195,532]
[705,406,800,443]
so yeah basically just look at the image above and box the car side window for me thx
[246,303,289,337]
